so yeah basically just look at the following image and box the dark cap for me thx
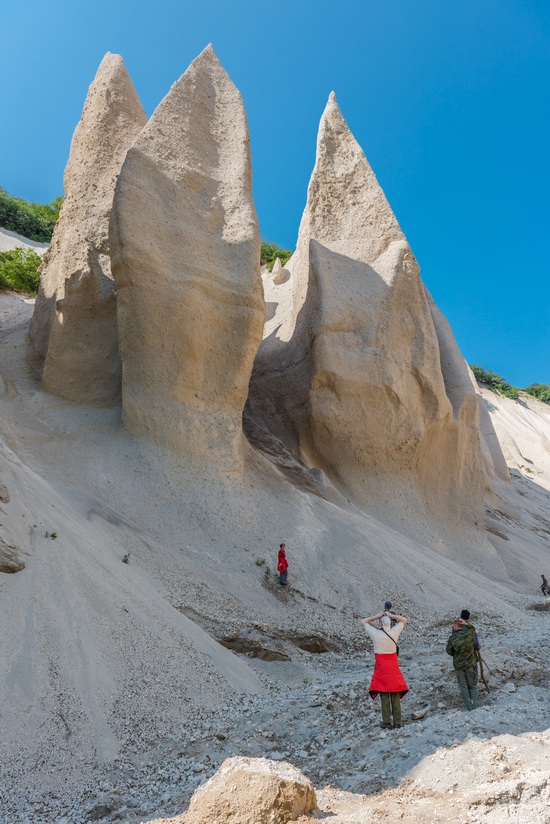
[384,600,392,610]
[460,609,470,621]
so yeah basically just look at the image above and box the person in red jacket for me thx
[277,544,288,586]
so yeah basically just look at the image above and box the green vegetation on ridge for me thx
[471,367,550,405]
[0,247,43,295]
[260,241,292,270]
[525,384,550,404]
[470,365,520,400]
[0,187,62,243]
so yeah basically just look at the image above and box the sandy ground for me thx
[0,227,48,254]
[1,292,549,823]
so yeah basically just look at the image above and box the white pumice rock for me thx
[29,53,146,405]
[110,45,264,469]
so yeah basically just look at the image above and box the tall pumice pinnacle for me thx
[251,92,487,535]
[28,53,146,405]
[110,45,264,468]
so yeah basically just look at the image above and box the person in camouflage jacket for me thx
[446,619,480,710]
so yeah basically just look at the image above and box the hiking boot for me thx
[379,722,392,729]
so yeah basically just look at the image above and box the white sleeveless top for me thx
[363,622,404,654]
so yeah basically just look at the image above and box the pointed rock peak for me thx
[188,42,228,78]
[201,42,217,58]
[94,52,129,83]
[137,41,247,185]
[317,90,355,148]
[299,91,405,262]
[98,51,122,67]
[83,53,145,123]
[327,90,338,107]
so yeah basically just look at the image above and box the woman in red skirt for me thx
[361,610,408,728]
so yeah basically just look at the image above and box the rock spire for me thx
[271,257,287,285]
[250,93,486,534]
[29,53,146,405]
[110,45,264,468]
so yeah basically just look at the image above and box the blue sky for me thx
[1,0,548,386]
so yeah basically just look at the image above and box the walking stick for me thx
[477,652,490,692]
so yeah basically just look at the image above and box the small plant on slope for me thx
[470,365,520,400]
[260,241,292,271]
[524,383,550,404]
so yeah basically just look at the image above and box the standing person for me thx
[277,543,288,586]
[446,617,480,710]
[361,610,408,729]
[384,600,397,627]
[453,610,481,652]
[541,574,549,596]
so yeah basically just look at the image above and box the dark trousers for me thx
[456,667,479,710]
[279,569,288,586]
[380,692,401,726]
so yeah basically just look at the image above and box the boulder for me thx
[0,481,9,503]
[272,257,287,285]
[0,539,25,574]
[184,757,317,824]
[110,45,264,468]
[29,53,146,405]
[250,93,486,534]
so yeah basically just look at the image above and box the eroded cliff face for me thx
[110,45,264,469]
[26,54,499,535]
[249,93,487,533]
[29,53,146,406]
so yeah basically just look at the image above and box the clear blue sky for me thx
[1,0,548,386]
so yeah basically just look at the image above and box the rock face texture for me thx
[250,93,487,532]
[29,53,146,405]
[110,45,264,467]
[0,446,29,573]
[272,257,288,285]
[184,757,317,824]
[0,536,25,574]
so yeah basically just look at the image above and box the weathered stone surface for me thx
[110,45,264,467]
[272,257,288,285]
[184,757,317,824]
[423,292,497,517]
[250,93,486,531]
[29,53,146,405]
[0,481,9,503]
[0,539,25,574]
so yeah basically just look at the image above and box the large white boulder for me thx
[184,757,317,824]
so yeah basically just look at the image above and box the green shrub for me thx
[260,241,292,271]
[525,383,550,404]
[0,188,61,242]
[470,365,519,400]
[0,247,42,294]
